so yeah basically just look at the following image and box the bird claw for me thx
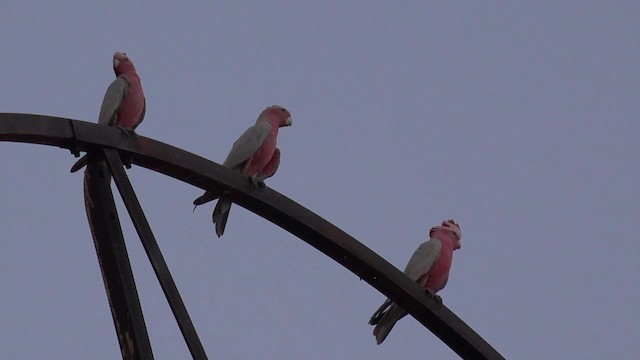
[121,153,132,169]
[426,289,443,305]
[248,177,266,189]
[117,126,137,139]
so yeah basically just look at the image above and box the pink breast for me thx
[245,130,277,175]
[423,251,452,291]
[116,75,145,129]
[423,230,457,292]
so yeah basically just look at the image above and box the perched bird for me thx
[70,51,146,172]
[193,105,292,237]
[369,219,462,345]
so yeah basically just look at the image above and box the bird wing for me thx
[403,237,442,282]
[222,121,271,169]
[98,77,128,126]
[369,237,442,326]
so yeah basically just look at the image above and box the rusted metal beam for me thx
[0,114,505,359]
[103,148,208,360]
[83,152,154,360]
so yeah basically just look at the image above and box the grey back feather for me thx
[98,77,128,126]
[222,121,272,169]
[403,237,442,282]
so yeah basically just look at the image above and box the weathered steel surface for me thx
[104,148,208,360]
[0,114,504,359]
[83,153,154,360]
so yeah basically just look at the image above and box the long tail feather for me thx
[70,155,89,173]
[212,198,232,237]
[373,303,406,345]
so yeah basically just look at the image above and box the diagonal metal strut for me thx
[84,153,154,360]
[103,148,208,360]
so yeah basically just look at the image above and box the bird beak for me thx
[113,58,120,69]
[284,116,293,126]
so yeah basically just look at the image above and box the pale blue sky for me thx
[1,2,638,359]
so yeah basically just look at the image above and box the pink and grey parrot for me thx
[193,105,292,237]
[369,219,462,345]
[70,51,146,172]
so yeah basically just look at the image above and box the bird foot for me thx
[121,153,132,169]
[249,177,266,189]
[117,126,137,139]
[434,295,442,305]
[426,289,442,305]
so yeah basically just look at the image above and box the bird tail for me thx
[369,299,392,326]
[70,155,89,173]
[212,198,232,237]
[372,303,406,345]
[192,191,220,212]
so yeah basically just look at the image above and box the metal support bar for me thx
[0,115,505,359]
[103,148,208,360]
[83,153,154,360]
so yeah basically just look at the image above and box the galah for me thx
[70,51,146,172]
[369,219,462,345]
[193,105,292,237]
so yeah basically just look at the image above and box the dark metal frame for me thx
[0,113,505,360]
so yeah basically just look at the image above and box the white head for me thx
[112,51,136,75]
[260,105,293,127]
[430,219,462,249]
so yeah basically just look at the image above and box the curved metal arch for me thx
[0,113,504,360]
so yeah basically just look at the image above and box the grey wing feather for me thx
[368,238,442,344]
[98,77,128,126]
[402,237,442,282]
[368,238,441,327]
[222,121,271,169]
